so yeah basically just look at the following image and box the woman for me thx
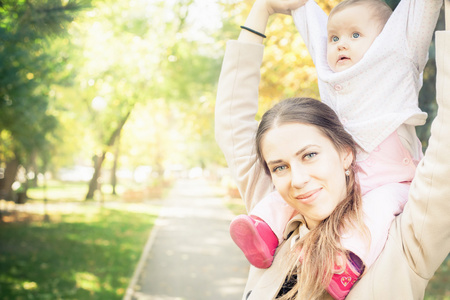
[254,97,367,299]
[215,0,450,299]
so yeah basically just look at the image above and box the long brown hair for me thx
[255,98,368,299]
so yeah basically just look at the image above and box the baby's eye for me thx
[352,32,360,38]
[332,36,339,42]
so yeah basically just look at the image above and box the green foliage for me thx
[1,0,228,187]
[0,206,157,299]
[424,255,450,299]
[0,0,89,192]
[424,255,450,300]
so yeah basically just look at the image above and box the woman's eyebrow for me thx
[266,159,283,166]
[266,145,317,166]
[295,145,316,157]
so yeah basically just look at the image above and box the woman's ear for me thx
[342,148,354,170]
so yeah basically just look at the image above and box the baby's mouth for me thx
[338,55,350,62]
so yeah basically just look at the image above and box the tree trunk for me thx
[111,134,121,195]
[29,150,39,188]
[85,153,105,200]
[85,109,132,200]
[0,157,20,200]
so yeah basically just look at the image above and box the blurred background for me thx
[0,0,447,299]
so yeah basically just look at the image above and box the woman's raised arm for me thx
[215,39,270,212]
[215,0,305,212]
[399,29,450,280]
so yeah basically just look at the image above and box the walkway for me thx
[125,178,249,300]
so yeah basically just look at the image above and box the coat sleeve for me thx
[215,40,275,212]
[400,30,450,278]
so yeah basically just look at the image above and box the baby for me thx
[230,0,441,299]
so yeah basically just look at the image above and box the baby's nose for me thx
[337,42,348,50]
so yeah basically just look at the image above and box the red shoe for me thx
[326,252,364,300]
[229,215,279,269]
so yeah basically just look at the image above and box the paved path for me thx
[125,178,250,300]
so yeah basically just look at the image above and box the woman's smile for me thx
[294,188,322,204]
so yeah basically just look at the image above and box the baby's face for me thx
[327,5,382,72]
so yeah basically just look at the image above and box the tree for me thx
[62,0,181,200]
[58,0,227,199]
[0,0,89,200]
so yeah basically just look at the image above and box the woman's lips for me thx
[295,188,322,204]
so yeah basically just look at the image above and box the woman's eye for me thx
[304,152,317,160]
[332,36,339,42]
[272,165,287,173]
[352,32,360,38]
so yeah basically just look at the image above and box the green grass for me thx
[26,179,172,203]
[0,205,159,300]
[26,180,133,203]
[27,180,91,202]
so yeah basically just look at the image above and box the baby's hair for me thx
[330,0,393,32]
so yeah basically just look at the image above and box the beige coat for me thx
[215,31,450,299]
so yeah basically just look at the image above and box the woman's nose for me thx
[290,164,310,189]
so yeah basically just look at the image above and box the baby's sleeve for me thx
[400,0,442,71]
[292,0,328,68]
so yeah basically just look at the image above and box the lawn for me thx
[0,198,160,299]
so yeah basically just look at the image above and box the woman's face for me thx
[262,123,353,229]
